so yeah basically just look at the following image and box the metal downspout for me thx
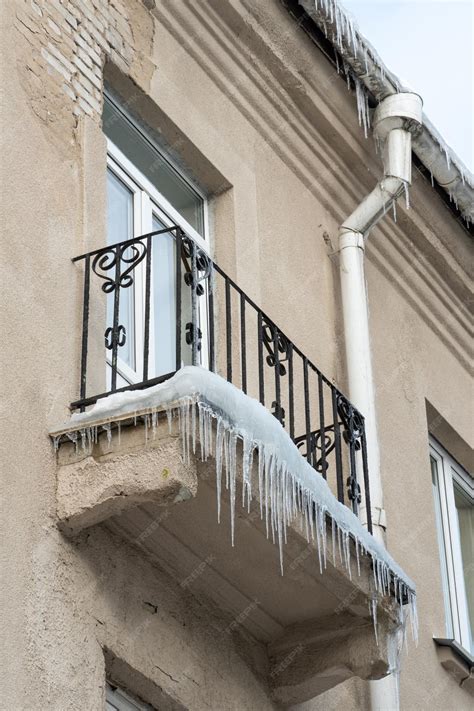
[338,92,423,710]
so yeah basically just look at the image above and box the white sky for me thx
[341,0,474,172]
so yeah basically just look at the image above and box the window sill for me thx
[433,638,474,696]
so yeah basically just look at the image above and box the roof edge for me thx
[296,0,473,227]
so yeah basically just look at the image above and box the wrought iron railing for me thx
[72,227,372,532]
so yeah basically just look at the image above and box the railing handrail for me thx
[71,227,372,532]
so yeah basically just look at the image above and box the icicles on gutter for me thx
[355,77,370,138]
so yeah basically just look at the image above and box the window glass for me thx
[103,95,204,236]
[429,441,474,654]
[152,214,176,375]
[106,168,135,370]
[453,480,474,651]
[430,455,453,637]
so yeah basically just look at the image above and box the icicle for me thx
[258,442,264,520]
[355,537,361,576]
[403,181,410,210]
[369,595,379,646]
[191,401,196,455]
[216,418,225,524]
[117,421,121,445]
[166,406,173,434]
[53,436,60,452]
[242,435,252,508]
[430,170,434,187]
[103,423,112,447]
[337,525,343,563]
[392,199,397,223]
[229,430,237,547]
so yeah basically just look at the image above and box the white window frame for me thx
[430,437,474,653]
[106,125,210,384]
[106,682,153,710]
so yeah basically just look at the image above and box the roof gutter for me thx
[297,0,474,226]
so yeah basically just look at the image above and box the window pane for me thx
[152,215,176,375]
[430,456,453,637]
[453,481,474,652]
[103,96,204,236]
[107,169,135,370]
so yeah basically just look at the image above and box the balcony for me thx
[51,227,416,703]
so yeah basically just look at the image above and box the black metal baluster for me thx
[175,228,182,370]
[240,293,247,393]
[303,357,311,464]
[225,278,232,382]
[143,236,152,382]
[318,372,326,479]
[190,241,198,366]
[79,255,91,412]
[348,436,358,514]
[273,325,282,423]
[361,425,373,533]
[258,311,264,405]
[111,245,121,392]
[208,274,215,373]
[332,388,344,504]
[288,343,294,439]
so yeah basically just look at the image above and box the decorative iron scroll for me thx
[92,241,147,293]
[271,400,286,426]
[262,319,290,375]
[182,236,212,296]
[336,394,364,448]
[185,322,202,351]
[337,395,363,504]
[294,425,336,473]
[104,325,126,350]
[347,475,362,504]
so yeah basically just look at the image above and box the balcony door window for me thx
[430,438,474,654]
[103,94,207,387]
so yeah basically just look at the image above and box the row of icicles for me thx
[54,395,418,657]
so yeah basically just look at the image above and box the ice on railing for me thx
[59,366,417,651]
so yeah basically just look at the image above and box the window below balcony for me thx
[430,437,474,655]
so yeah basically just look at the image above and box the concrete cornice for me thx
[149,0,472,368]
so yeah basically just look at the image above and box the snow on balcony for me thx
[51,366,417,650]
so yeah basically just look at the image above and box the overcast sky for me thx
[342,0,474,172]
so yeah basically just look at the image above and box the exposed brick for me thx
[74,33,102,66]
[47,41,76,74]
[84,18,110,53]
[73,73,101,103]
[76,46,93,68]
[78,96,94,116]
[50,0,78,30]
[73,80,102,113]
[73,55,102,91]
[62,82,76,101]
[47,17,62,36]
[41,47,73,82]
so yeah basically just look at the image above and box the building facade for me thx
[1,1,472,710]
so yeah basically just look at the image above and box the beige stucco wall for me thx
[1,0,472,710]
